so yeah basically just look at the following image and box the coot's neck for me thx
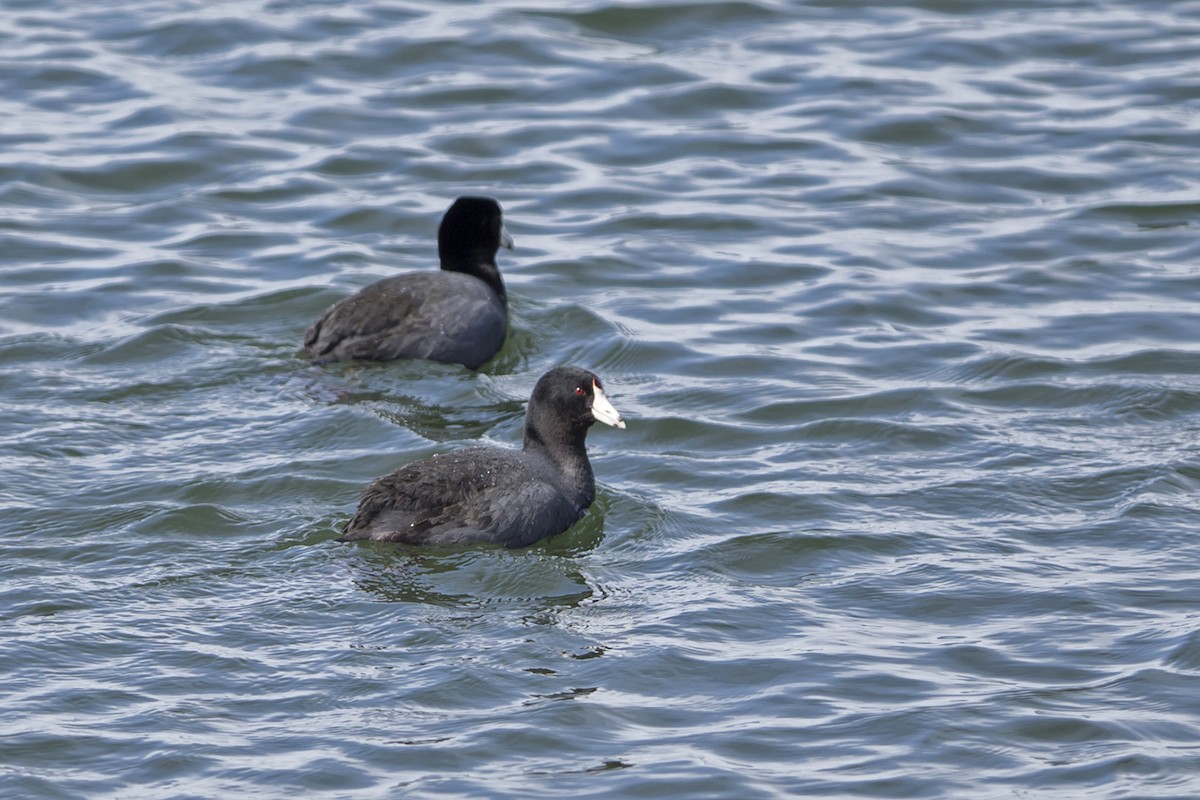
[523,423,595,506]
[440,252,507,305]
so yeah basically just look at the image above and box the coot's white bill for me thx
[591,380,625,429]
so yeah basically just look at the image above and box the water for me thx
[3,0,1200,797]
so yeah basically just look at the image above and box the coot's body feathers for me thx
[342,448,585,548]
[339,366,626,548]
[302,196,512,369]
[302,272,503,368]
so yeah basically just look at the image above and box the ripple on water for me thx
[4,0,1200,797]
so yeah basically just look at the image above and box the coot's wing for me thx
[474,479,583,547]
[364,284,503,367]
[303,276,425,361]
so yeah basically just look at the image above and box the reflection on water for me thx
[346,547,597,609]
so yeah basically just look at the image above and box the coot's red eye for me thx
[574,386,584,396]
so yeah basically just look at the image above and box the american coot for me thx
[338,366,626,548]
[302,196,514,368]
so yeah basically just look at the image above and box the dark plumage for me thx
[338,366,626,548]
[302,196,513,368]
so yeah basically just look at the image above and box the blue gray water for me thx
[4,1,1200,797]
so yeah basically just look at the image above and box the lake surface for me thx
[4,0,1200,797]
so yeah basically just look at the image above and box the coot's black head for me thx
[524,366,625,451]
[437,196,513,300]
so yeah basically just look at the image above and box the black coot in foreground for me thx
[338,366,626,548]
[302,196,514,368]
